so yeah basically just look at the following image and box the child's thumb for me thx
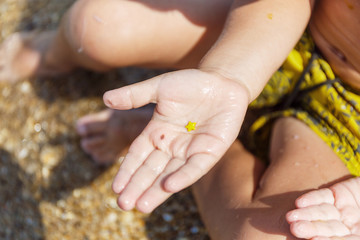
[103,76,160,110]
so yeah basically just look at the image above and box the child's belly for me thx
[309,0,360,89]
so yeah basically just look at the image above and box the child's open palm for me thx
[287,177,360,240]
[104,69,249,213]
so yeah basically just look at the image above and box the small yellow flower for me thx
[185,121,197,132]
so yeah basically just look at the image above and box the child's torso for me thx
[309,0,360,89]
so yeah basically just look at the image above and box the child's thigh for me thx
[236,117,351,239]
[66,0,233,68]
[261,117,351,196]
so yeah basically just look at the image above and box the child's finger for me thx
[103,76,161,110]
[312,236,360,240]
[163,153,218,193]
[290,220,351,239]
[112,134,155,194]
[135,157,186,213]
[286,203,340,223]
[116,149,170,211]
[163,132,228,193]
[295,188,335,208]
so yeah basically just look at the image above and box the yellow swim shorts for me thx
[249,32,360,176]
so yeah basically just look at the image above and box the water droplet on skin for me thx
[93,15,107,24]
[122,199,130,206]
[152,166,162,174]
[293,135,299,140]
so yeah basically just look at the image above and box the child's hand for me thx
[104,69,249,213]
[286,178,360,240]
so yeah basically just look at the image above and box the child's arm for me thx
[105,0,314,213]
[200,0,315,101]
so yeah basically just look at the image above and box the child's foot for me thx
[0,31,71,82]
[76,108,153,165]
[286,177,360,239]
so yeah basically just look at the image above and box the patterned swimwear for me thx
[249,32,360,176]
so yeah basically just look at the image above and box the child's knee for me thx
[63,0,130,65]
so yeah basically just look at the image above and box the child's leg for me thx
[0,0,232,163]
[76,106,154,165]
[65,0,232,164]
[192,140,266,240]
[0,0,232,81]
[193,117,351,240]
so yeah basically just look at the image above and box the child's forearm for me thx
[199,0,314,102]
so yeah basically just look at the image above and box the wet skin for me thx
[310,0,360,88]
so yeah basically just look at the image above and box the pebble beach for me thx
[0,0,209,239]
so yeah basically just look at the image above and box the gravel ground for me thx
[0,0,209,239]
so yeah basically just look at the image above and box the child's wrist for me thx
[198,66,253,103]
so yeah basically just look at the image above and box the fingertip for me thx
[285,210,299,223]
[103,90,116,108]
[75,121,87,136]
[103,88,130,109]
[295,197,307,208]
[117,195,134,211]
[112,180,125,194]
[112,171,126,194]
[163,177,182,193]
[289,221,304,238]
[296,188,335,208]
[289,220,314,239]
[112,164,133,194]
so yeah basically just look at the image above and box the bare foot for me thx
[0,31,72,82]
[286,177,360,240]
[76,107,153,165]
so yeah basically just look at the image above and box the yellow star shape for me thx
[185,121,197,132]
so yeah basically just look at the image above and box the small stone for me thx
[42,167,50,178]
[190,226,199,234]
[106,212,118,223]
[20,81,31,93]
[18,148,29,159]
[34,123,42,132]
[162,213,174,222]
[73,189,81,198]
[2,87,11,97]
